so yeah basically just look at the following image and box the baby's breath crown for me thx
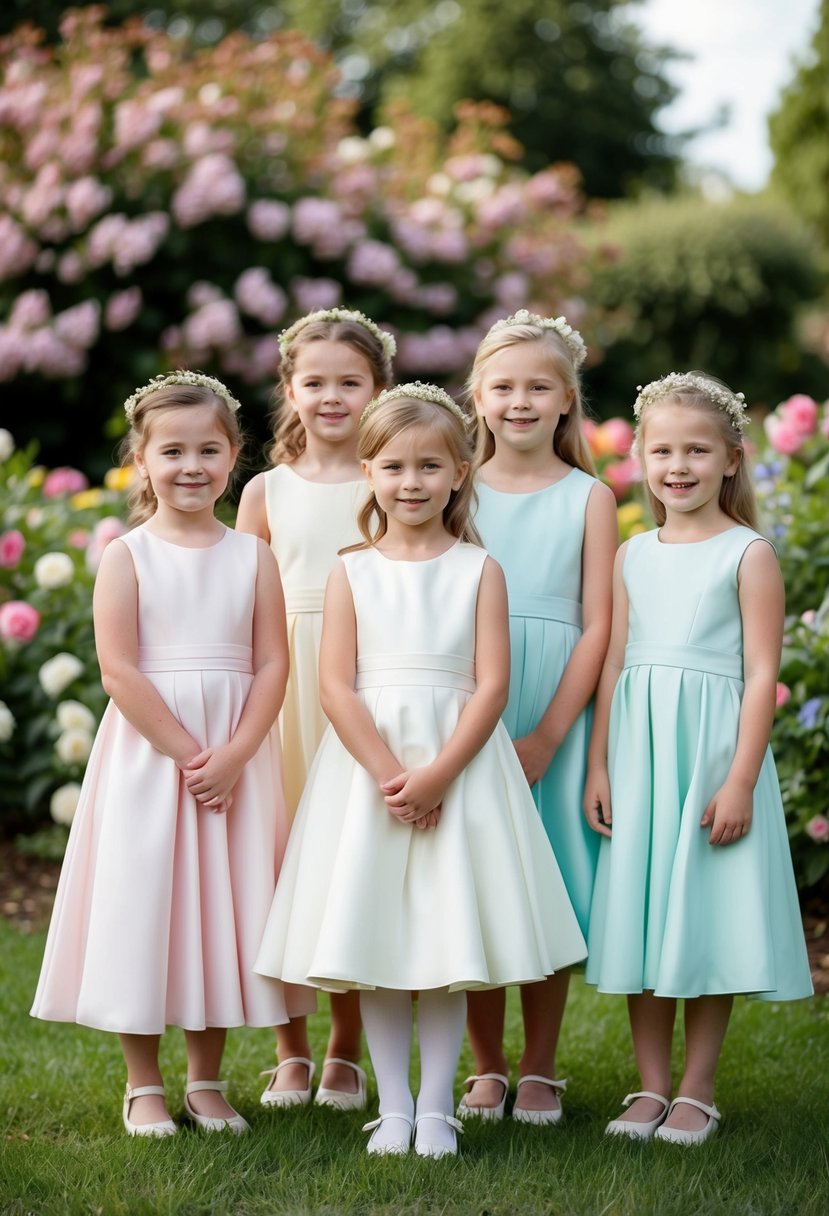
[488,309,587,369]
[277,308,397,360]
[360,381,469,428]
[634,372,749,432]
[124,371,241,422]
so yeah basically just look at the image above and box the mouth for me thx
[397,498,427,505]
[506,417,537,427]
[665,481,696,490]
[320,411,348,421]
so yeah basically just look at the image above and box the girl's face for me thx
[287,339,376,445]
[474,340,573,455]
[134,405,237,519]
[642,403,740,521]
[363,426,468,534]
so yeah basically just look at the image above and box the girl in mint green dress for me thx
[585,372,812,1146]
[459,312,618,1124]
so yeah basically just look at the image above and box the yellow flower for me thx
[617,501,644,527]
[70,488,105,510]
[104,466,135,492]
[27,466,46,488]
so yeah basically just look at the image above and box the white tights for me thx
[360,987,467,1151]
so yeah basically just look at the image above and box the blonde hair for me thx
[345,395,481,551]
[268,317,393,464]
[467,322,596,474]
[119,384,243,525]
[634,371,758,530]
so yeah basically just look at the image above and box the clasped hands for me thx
[180,743,246,815]
[381,763,446,831]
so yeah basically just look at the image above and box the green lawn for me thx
[1,920,828,1216]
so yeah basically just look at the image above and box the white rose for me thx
[39,653,84,697]
[55,727,93,765]
[56,699,96,733]
[34,551,75,590]
[0,700,15,743]
[50,782,81,826]
[0,429,13,462]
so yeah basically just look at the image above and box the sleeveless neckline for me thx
[654,525,748,547]
[279,463,364,488]
[136,524,230,551]
[476,467,578,499]
[369,539,463,565]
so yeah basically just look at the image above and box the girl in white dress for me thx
[32,373,303,1136]
[254,383,587,1158]
[236,309,393,1110]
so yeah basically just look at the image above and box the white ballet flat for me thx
[259,1056,315,1108]
[122,1084,177,1138]
[184,1080,250,1134]
[455,1072,509,1122]
[654,1096,721,1145]
[413,1111,464,1159]
[314,1057,368,1111]
[512,1074,567,1126]
[605,1090,670,1141]
[362,1112,413,1156]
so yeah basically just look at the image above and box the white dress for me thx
[255,542,587,992]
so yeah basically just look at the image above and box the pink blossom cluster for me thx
[234,269,287,327]
[764,395,824,456]
[0,293,101,381]
[172,154,246,228]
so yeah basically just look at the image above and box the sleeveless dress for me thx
[585,527,813,1001]
[263,465,367,818]
[254,543,587,992]
[475,468,600,936]
[31,526,308,1034]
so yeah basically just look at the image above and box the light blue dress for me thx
[586,527,813,1001]
[475,468,600,936]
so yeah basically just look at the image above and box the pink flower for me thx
[805,815,829,844]
[65,176,113,232]
[86,214,129,268]
[416,283,458,315]
[85,516,127,572]
[183,299,241,350]
[43,467,89,498]
[597,418,635,458]
[290,276,342,313]
[54,300,101,349]
[0,600,41,643]
[347,239,400,287]
[0,215,38,282]
[0,530,26,567]
[234,268,287,326]
[9,289,51,331]
[764,414,804,456]
[104,287,143,332]
[775,682,791,708]
[114,100,162,152]
[603,456,641,500]
[112,213,169,276]
[779,394,819,438]
[68,529,90,549]
[23,329,86,378]
[172,155,245,228]
[247,200,292,241]
[56,251,85,285]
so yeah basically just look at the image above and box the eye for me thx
[423,462,440,470]
[381,462,400,471]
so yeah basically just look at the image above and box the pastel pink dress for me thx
[31,525,309,1034]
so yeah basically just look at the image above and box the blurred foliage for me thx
[583,195,827,416]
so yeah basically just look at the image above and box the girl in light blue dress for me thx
[460,312,618,1124]
[585,372,812,1146]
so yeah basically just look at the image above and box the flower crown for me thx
[360,381,470,427]
[124,372,242,422]
[634,373,749,432]
[488,309,587,369]
[277,308,397,360]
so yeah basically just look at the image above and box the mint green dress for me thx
[586,527,812,1000]
[475,468,599,936]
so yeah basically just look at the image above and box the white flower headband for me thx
[360,381,470,428]
[124,371,242,422]
[634,372,749,432]
[487,309,587,369]
[278,308,397,360]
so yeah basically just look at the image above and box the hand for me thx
[183,745,245,810]
[584,766,612,838]
[413,805,442,831]
[513,731,555,787]
[381,766,446,823]
[700,778,753,845]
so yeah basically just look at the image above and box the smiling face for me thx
[363,424,469,536]
[641,402,741,525]
[474,339,574,457]
[134,404,237,521]
[287,339,376,447]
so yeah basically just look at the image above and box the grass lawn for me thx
[1,919,828,1216]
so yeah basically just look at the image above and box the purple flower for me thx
[797,698,823,730]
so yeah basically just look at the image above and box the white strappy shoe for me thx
[314,1058,368,1111]
[184,1080,250,1134]
[414,1111,464,1159]
[512,1074,568,1126]
[605,1090,670,1140]
[654,1096,721,1145]
[122,1084,177,1138]
[362,1112,413,1156]
[455,1072,509,1122]
[259,1056,315,1107]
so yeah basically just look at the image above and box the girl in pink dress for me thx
[32,373,306,1136]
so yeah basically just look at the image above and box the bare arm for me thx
[234,471,270,541]
[583,542,630,837]
[700,539,784,845]
[514,481,618,785]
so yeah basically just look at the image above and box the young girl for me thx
[584,371,813,1145]
[460,311,617,1124]
[236,308,394,1110]
[254,382,587,1158]
[31,372,308,1136]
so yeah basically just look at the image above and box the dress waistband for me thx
[284,588,325,614]
[509,594,582,628]
[356,652,476,693]
[138,643,253,674]
[623,641,743,681]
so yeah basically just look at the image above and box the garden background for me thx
[1,3,828,1214]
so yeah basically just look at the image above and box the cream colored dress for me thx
[264,465,367,817]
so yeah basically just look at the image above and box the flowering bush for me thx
[0,429,128,831]
[0,9,599,471]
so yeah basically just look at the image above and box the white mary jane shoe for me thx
[122,1084,177,1138]
[512,1074,567,1126]
[259,1056,315,1108]
[314,1057,368,1111]
[654,1096,721,1145]
[184,1080,250,1134]
[455,1072,509,1122]
[362,1112,414,1156]
[414,1111,464,1159]
[605,1090,670,1141]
